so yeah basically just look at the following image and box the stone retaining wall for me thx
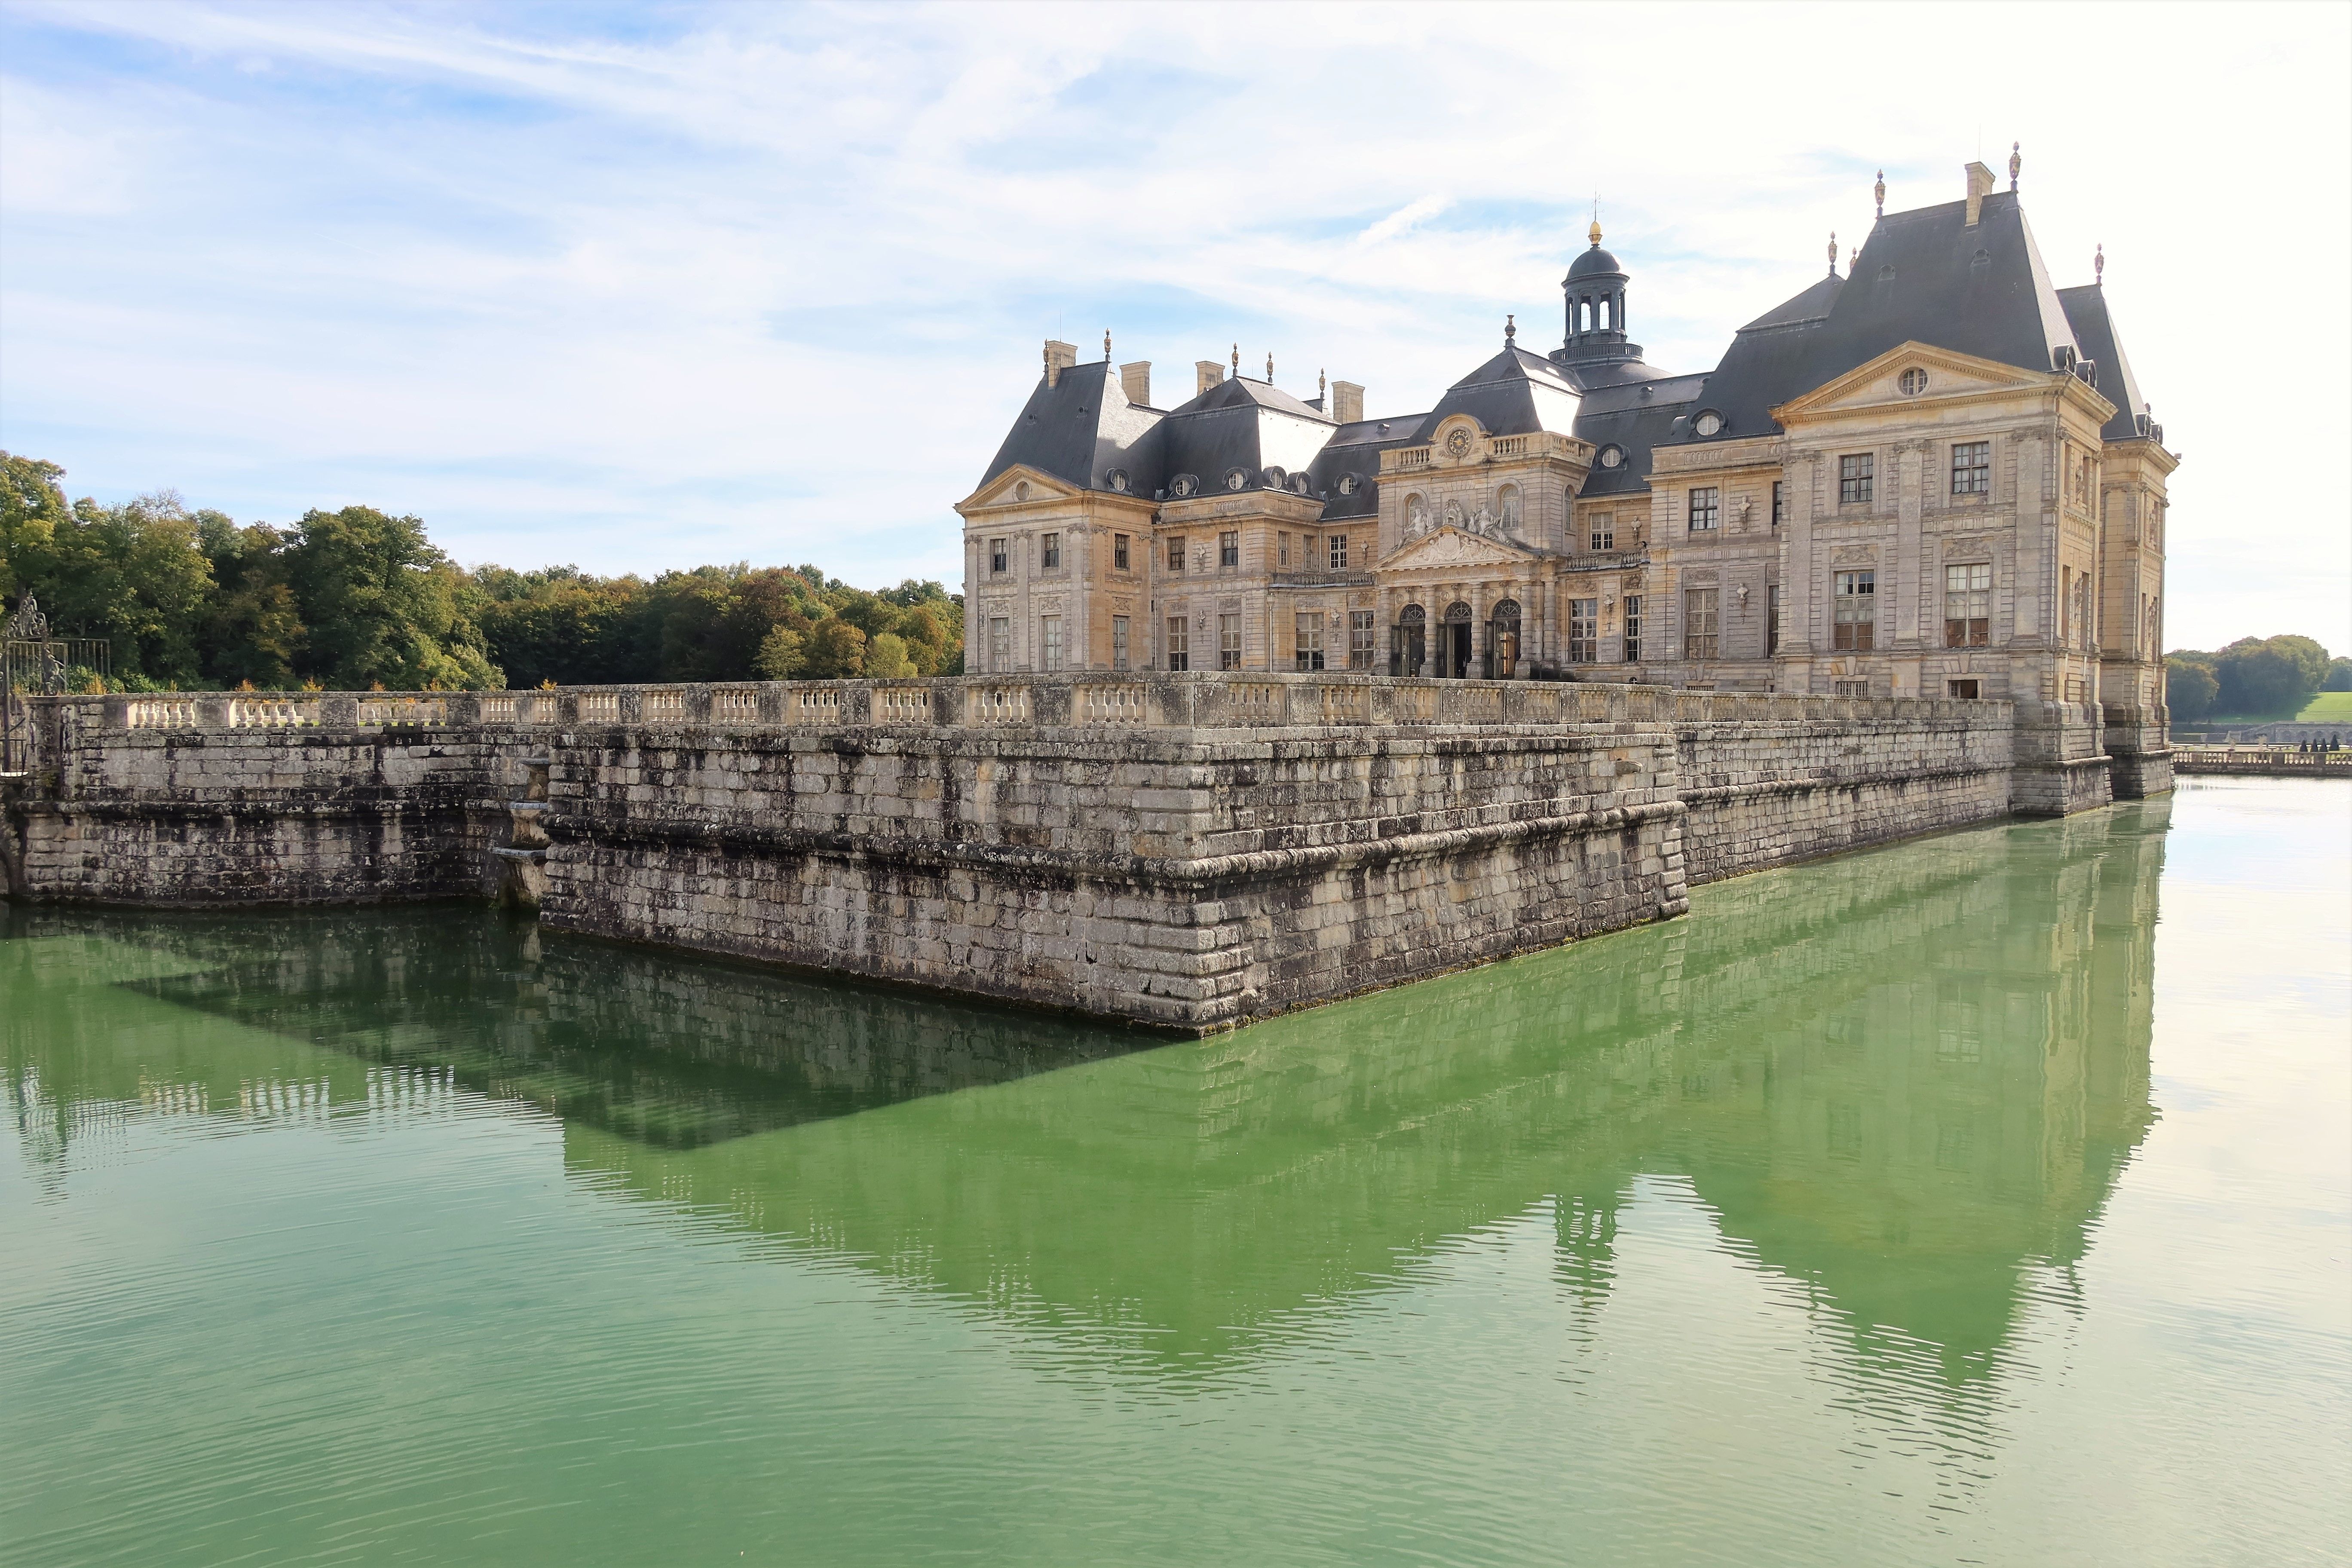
[2,673,2035,1029]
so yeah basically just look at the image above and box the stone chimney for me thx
[1963,162,1997,227]
[1120,361,1152,407]
[1044,339,1078,388]
[1196,360,1225,396]
[1329,380,1365,425]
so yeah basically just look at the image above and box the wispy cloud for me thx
[2,1,2345,647]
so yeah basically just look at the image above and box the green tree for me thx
[2212,635,2330,717]
[197,513,304,688]
[864,631,917,678]
[286,505,499,689]
[753,625,806,679]
[2165,658,2217,721]
[801,619,867,677]
[0,452,70,605]
[2323,657,2352,693]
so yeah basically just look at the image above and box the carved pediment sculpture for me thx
[1384,526,1533,573]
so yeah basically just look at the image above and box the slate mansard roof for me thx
[973,187,2150,520]
[1662,190,2144,450]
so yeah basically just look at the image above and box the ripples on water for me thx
[3,781,2347,1566]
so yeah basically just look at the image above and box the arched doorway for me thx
[1390,603,1427,677]
[1440,601,1474,679]
[1488,598,1522,680]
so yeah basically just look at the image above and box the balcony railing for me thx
[1269,569,1377,589]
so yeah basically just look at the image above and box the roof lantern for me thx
[1560,215,1642,371]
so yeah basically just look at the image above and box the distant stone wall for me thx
[3,674,2030,1029]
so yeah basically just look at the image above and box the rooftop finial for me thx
[1849,246,1857,273]
[2009,141,2021,191]
[1318,368,1326,398]
[1266,351,1274,382]
[2095,242,2105,286]
[1589,196,1602,248]
[1230,343,1239,377]
[1103,329,1112,360]
[1874,169,1885,218]
[1505,312,1516,342]
[1828,230,1838,276]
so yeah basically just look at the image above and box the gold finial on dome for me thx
[1874,169,1885,218]
[1588,216,1603,247]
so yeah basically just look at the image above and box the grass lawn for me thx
[2198,692,2352,726]
[2297,692,2352,722]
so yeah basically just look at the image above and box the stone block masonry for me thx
[3,674,2025,1032]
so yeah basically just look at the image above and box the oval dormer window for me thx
[1224,467,1250,492]
[1598,444,1625,470]
[1337,473,1359,496]
[1170,473,1199,498]
[1106,469,1130,494]
[1263,466,1287,488]
[1694,410,1724,438]
[1899,368,1929,397]
[1291,473,1312,495]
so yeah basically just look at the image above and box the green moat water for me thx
[4,780,2346,1566]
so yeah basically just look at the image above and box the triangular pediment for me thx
[1773,341,2048,421]
[955,464,1083,514]
[1381,525,1536,571]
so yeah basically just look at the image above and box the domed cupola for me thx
[1559,218,1643,371]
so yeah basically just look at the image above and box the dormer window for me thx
[1170,474,1199,498]
[1224,468,1249,491]
[1693,410,1724,438]
[1107,468,1130,494]
[1598,444,1625,469]
[1337,473,1359,496]
[1264,466,1287,488]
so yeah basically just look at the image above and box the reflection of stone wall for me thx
[562,802,2166,1377]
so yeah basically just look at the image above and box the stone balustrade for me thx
[64,672,2012,738]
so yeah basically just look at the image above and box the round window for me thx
[1224,468,1249,491]
[1106,469,1129,494]
[1899,368,1929,396]
[1012,480,1031,501]
[1337,474,1358,496]
[1599,445,1625,469]
[1170,474,1198,498]
[1694,410,1724,437]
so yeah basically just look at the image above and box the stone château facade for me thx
[955,156,2176,812]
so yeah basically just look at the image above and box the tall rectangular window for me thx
[1771,481,1786,527]
[1945,563,1991,646]
[1687,487,1720,532]
[1294,612,1324,671]
[1277,532,1291,567]
[1167,536,1186,573]
[1568,598,1598,663]
[988,616,1011,670]
[1349,610,1375,669]
[1111,615,1130,671]
[1329,533,1349,570]
[1113,534,1130,571]
[1041,533,1061,570]
[1683,588,1719,660]
[1590,517,1614,551]
[1623,595,1642,662]
[1838,453,1874,505]
[1219,530,1240,569]
[1164,616,1188,671]
[1951,440,1990,496]
[1219,612,1242,670]
[1039,616,1063,671]
[1833,570,1876,650]
[989,538,1008,575]
[1766,583,1782,656]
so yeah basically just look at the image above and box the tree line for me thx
[0,452,961,692]
[2165,636,2351,723]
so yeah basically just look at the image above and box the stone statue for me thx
[1406,499,1430,538]
[1443,499,1465,532]
[1470,503,1495,536]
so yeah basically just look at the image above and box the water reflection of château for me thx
[5,800,2166,1385]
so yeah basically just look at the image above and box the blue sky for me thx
[3,1,2346,650]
